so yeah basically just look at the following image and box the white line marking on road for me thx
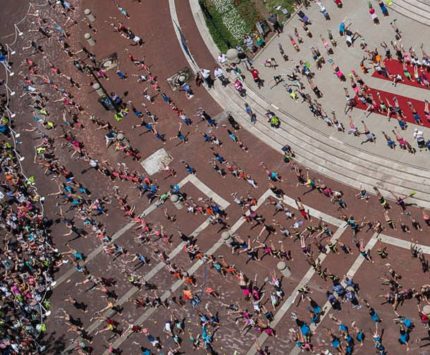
[188,174,230,208]
[104,190,273,354]
[54,175,225,289]
[53,202,160,289]
[379,234,430,254]
[244,194,429,354]
[246,224,348,355]
[280,194,344,228]
[63,176,230,352]
[288,233,379,355]
[63,218,214,353]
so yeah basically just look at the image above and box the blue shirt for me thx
[370,309,381,322]
[331,337,340,348]
[339,323,348,332]
[300,323,310,336]
[399,331,409,344]
[402,318,413,329]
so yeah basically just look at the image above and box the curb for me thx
[184,0,430,208]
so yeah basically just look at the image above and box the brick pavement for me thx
[2,1,430,354]
[187,0,430,207]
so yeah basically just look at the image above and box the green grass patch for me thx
[234,0,262,33]
[199,0,298,52]
[199,0,240,52]
[261,0,297,21]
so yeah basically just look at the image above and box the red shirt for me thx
[251,69,260,80]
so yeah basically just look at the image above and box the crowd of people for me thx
[1,0,430,354]
[226,0,430,153]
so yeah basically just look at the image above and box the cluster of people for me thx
[0,1,264,354]
[2,0,430,354]
[0,1,173,353]
[229,0,430,156]
[0,67,59,354]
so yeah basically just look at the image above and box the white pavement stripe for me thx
[54,175,224,289]
[63,217,213,353]
[53,202,160,289]
[289,233,379,355]
[246,225,348,355]
[63,175,230,352]
[177,174,191,187]
[111,223,216,309]
[274,191,430,256]
[104,190,273,354]
[279,194,344,227]
[187,174,230,208]
[379,234,430,254]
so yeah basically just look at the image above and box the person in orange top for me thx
[183,288,193,300]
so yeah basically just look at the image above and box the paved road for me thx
[249,0,430,167]
[2,0,430,354]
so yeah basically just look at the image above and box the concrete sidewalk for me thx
[248,0,430,169]
[188,0,430,207]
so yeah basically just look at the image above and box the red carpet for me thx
[371,59,430,90]
[354,87,430,128]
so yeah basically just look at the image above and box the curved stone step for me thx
[187,0,430,208]
[243,85,430,186]
[391,0,430,26]
[210,84,430,207]
[399,0,430,14]
[246,85,430,181]
[243,89,430,195]
[211,85,430,207]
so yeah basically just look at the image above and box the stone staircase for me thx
[391,0,430,26]
[209,81,430,208]
[188,0,430,208]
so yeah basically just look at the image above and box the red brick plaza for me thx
[1,1,430,355]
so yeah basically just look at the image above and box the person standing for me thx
[244,103,257,124]
[201,68,214,88]
[249,67,264,89]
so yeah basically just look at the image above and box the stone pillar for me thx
[84,9,96,22]
[277,261,291,278]
[170,194,183,209]
[84,33,95,46]
[92,83,104,97]
[226,48,240,64]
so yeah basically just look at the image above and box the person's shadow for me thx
[420,330,430,348]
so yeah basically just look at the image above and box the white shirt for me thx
[214,67,224,78]
[217,54,227,64]
[316,1,326,11]
[414,130,424,140]
[201,69,210,79]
